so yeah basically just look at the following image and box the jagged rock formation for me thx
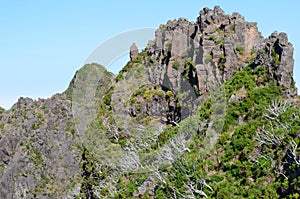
[119,6,297,126]
[0,6,299,199]
[0,94,81,198]
[146,6,296,98]
[146,6,263,94]
[255,31,297,97]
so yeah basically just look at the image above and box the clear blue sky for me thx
[1,1,299,109]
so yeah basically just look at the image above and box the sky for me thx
[0,1,299,109]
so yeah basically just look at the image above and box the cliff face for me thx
[255,31,297,97]
[122,6,297,125]
[147,6,262,89]
[0,95,80,198]
[146,6,296,97]
[0,6,299,199]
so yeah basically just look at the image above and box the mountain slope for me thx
[0,6,299,199]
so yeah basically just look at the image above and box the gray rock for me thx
[130,43,139,61]
[255,31,297,97]
[0,94,82,198]
[141,5,296,124]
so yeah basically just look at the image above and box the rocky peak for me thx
[0,94,80,198]
[255,31,297,97]
[145,6,296,99]
[119,6,298,126]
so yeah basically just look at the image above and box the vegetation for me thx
[272,49,281,66]
[0,163,4,178]
[74,60,300,198]
[209,34,216,41]
[231,23,236,31]
[215,39,224,46]
[3,7,299,199]
[172,61,180,70]
[236,46,245,55]
[205,54,213,64]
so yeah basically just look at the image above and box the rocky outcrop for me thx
[0,95,81,198]
[145,6,296,101]
[0,63,114,199]
[119,6,297,125]
[0,6,298,199]
[146,6,264,95]
[255,31,297,97]
[130,43,139,61]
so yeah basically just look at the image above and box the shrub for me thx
[231,23,236,31]
[215,39,224,46]
[182,51,189,59]
[166,90,173,98]
[271,49,281,66]
[210,34,216,41]
[132,55,143,63]
[143,89,154,101]
[156,89,165,97]
[205,54,213,64]
[236,46,245,55]
[172,61,180,70]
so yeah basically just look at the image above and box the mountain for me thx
[1,6,299,199]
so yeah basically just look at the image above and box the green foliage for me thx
[132,55,143,64]
[236,46,245,55]
[231,23,236,31]
[272,49,281,66]
[157,125,179,146]
[204,54,213,64]
[115,52,149,82]
[194,87,200,96]
[172,61,180,70]
[209,34,216,41]
[0,163,4,178]
[71,57,299,198]
[215,39,224,46]
[0,107,5,114]
[0,123,4,131]
[182,51,189,59]
[143,89,155,101]
[79,147,102,199]
[103,86,114,106]
[218,54,226,72]
[156,89,165,97]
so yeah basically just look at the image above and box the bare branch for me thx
[287,140,300,166]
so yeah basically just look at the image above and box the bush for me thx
[156,89,165,97]
[236,46,245,55]
[271,49,280,66]
[231,24,236,31]
[210,34,216,41]
[205,54,213,64]
[215,39,224,46]
[172,61,180,70]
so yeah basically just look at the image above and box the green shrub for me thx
[156,89,165,97]
[205,54,213,64]
[172,61,180,70]
[182,51,189,59]
[231,23,236,31]
[215,39,224,46]
[0,107,4,114]
[166,90,173,98]
[236,46,245,55]
[143,89,154,101]
[271,49,280,66]
[210,34,216,41]
[132,55,143,63]
[0,163,4,178]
